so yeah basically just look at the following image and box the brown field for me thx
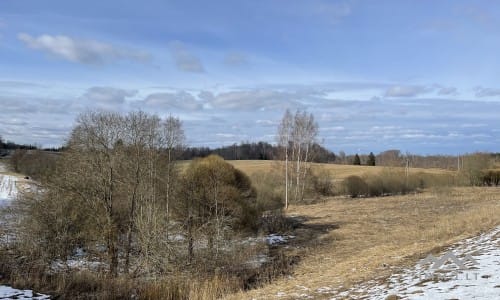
[227,186,500,299]
[226,160,455,180]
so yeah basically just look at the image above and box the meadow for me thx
[1,157,498,299]
[230,187,499,299]
[223,161,499,299]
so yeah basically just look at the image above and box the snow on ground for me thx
[273,226,500,299]
[0,285,50,299]
[266,234,295,246]
[342,226,500,299]
[0,174,18,206]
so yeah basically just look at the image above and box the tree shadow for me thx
[243,215,342,289]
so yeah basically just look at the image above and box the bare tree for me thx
[277,109,293,209]
[16,111,187,277]
[162,115,185,239]
[66,111,126,276]
[277,109,318,207]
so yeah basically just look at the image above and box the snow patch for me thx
[245,254,269,268]
[51,258,106,272]
[265,234,295,246]
[0,174,18,206]
[342,226,500,299]
[0,285,49,299]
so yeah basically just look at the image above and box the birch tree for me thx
[277,109,293,209]
[277,109,318,206]
[162,115,185,238]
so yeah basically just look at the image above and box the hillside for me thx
[226,160,455,179]
[229,187,500,299]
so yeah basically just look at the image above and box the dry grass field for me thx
[226,160,454,180]
[227,186,500,299]
[3,159,497,299]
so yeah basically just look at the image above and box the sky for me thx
[0,0,499,154]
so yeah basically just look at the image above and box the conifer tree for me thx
[353,153,361,165]
[367,152,376,166]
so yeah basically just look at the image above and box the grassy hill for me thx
[228,186,500,299]
[226,160,455,179]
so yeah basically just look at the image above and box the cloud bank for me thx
[1,80,499,154]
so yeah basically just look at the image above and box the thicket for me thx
[8,149,58,180]
[481,170,500,186]
[342,170,458,198]
[0,111,296,299]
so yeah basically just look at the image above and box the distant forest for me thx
[180,142,337,163]
[0,136,63,157]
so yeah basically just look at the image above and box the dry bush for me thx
[260,210,295,234]
[343,175,368,198]
[481,170,500,186]
[309,167,335,197]
[8,150,58,181]
[140,274,242,300]
[250,170,284,212]
[344,169,459,198]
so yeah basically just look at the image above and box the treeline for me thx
[180,141,337,163]
[0,136,37,157]
[339,150,500,170]
[0,136,68,158]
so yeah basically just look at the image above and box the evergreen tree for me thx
[367,152,376,166]
[353,153,361,165]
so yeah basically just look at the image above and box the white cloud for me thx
[168,41,205,72]
[384,85,432,97]
[215,133,236,138]
[82,87,137,106]
[256,119,276,126]
[322,126,345,131]
[437,86,458,95]
[142,91,202,110]
[474,86,500,97]
[207,89,301,111]
[18,33,150,65]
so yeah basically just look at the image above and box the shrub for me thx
[309,167,335,196]
[481,170,500,186]
[347,169,459,198]
[178,155,260,232]
[343,175,368,198]
[250,170,284,212]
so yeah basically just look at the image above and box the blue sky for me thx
[0,0,499,154]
